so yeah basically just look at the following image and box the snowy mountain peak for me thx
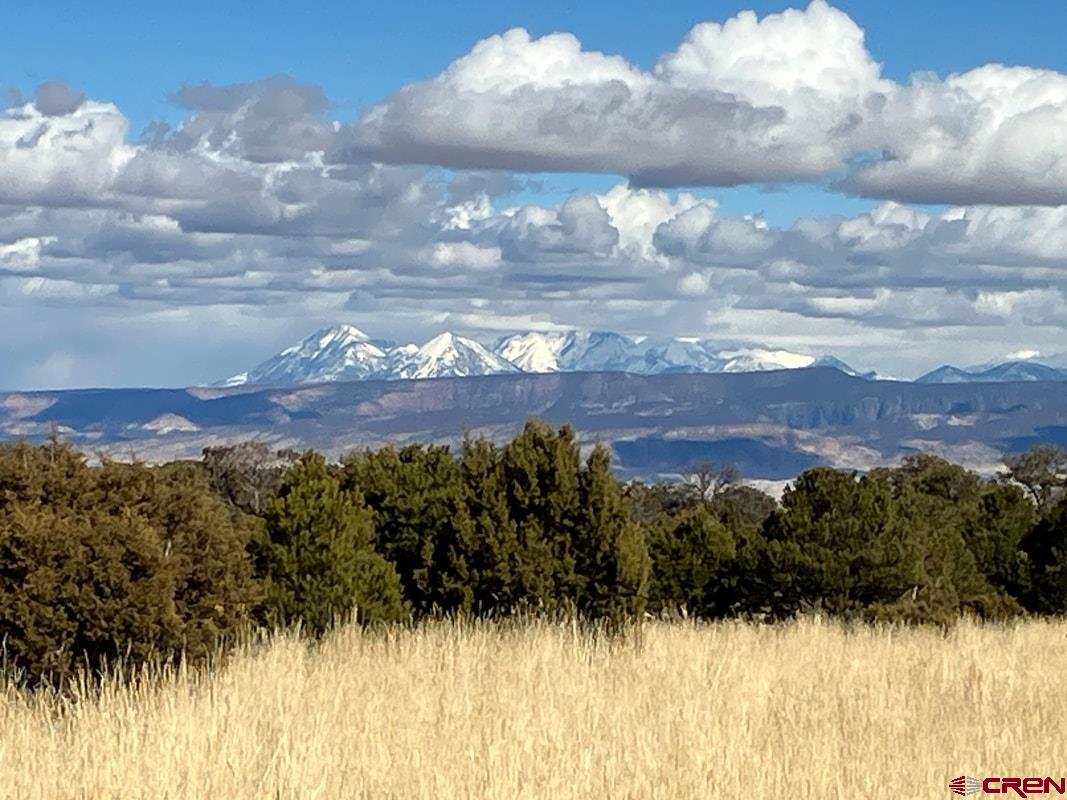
[419,331,463,357]
[494,331,571,373]
[916,365,980,384]
[493,330,651,374]
[391,332,520,380]
[281,324,371,357]
[720,349,816,373]
[561,331,642,372]
[321,323,370,342]
[220,323,386,386]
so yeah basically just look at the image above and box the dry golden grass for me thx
[2,617,1066,799]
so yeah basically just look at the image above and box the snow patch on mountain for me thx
[719,349,816,373]
[140,414,200,434]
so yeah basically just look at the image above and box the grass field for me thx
[2,618,1065,799]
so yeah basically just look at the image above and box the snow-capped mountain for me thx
[558,331,646,372]
[492,330,646,373]
[387,332,519,380]
[494,331,573,373]
[915,365,980,384]
[718,349,816,373]
[221,327,517,386]
[220,324,872,387]
[220,324,387,387]
[640,338,728,374]
[490,332,829,377]
[917,360,1067,384]
[965,350,1067,372]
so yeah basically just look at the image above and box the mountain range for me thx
[220,324,879,386]
[220,324,1067,387]
[222,326,520,386]
[915,360,1067,384]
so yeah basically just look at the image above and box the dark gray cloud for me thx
[34,81,86,117]
[341,81,821,187]
[163,75,334,162]
[485,195,620,263]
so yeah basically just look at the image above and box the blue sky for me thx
[8,1,1067,127]
[2,1,1067,388]
[9,1,1067,113]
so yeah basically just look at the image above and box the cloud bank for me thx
[350,1,1067,205]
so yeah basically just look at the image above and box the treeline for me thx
[1,422,1066,686]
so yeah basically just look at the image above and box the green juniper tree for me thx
[458,436,527,613]
[342,444,475,614]
[0,439,259,686]
[255,452,406,633]
[757,468,923,618]
[574,444,651,621]
[1019,499,1067,613]
[646,504,735,618]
